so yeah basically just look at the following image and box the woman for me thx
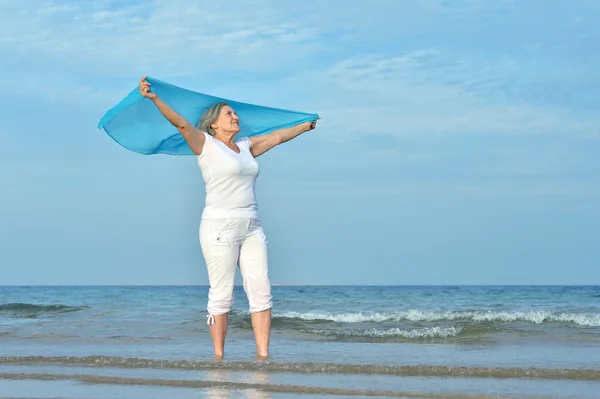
[139,77,317,360]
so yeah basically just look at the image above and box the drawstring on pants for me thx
[206,314,215,325]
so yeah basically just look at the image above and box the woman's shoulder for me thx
[195,131,215,159]
[235,136,251,149]
[234,135,250,143]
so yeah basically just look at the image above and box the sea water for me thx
[1,285,599,398]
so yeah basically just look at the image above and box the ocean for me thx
[0,285,599,398]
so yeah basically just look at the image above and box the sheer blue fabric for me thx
[98,77,319,155]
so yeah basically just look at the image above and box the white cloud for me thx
[1,0,599,139]
[258,51,600,139]
[0,0,322,77]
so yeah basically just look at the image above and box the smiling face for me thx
[211,105,240,136]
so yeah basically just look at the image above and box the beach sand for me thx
[1,357,600,399]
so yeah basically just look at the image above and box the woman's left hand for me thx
[307,120,318,131]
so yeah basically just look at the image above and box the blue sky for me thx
[1,0,599,285]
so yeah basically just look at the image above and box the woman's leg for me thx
[239,221,273,359]
[208,313,229,360]
[200,219,241,359]
[250,308,271,359]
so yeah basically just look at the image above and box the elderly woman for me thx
[139,77,316,359]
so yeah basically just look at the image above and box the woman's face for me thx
[212,105,240,135]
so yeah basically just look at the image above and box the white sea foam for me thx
[309,326,462,339]
[273,310,600,327]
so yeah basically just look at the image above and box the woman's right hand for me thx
[139,76,156,99]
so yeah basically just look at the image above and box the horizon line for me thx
[1,284,598,287]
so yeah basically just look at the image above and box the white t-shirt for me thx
[197,132,259,219]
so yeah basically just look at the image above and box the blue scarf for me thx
[98,77,319,155]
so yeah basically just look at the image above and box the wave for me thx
[0,303,87,318]
[0,356,598,381]
[303,326,462,341]
[273,310,600,327]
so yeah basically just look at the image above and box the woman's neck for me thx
[213,131,236,144]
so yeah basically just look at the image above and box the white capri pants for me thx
[199,218,272,320]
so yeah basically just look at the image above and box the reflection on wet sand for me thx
[205,370,232,399]
[243,371,271,399]
[204,369,271,399]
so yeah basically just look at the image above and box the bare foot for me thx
[256,354,269,361]
[213,354,224,360]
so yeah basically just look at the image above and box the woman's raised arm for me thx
[249,120,317,158]
[139,76,205,155]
